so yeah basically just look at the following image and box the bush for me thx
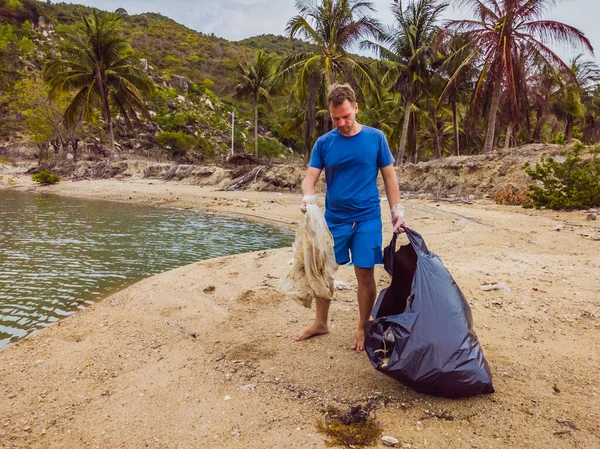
[572,125,583,140]
[258,135,286,159]
[493,185,532,206]
[155,112,198,132]
[525,147,600,210]
[155,131,195,159]
[31,170,60,185]
[553,132,566,145]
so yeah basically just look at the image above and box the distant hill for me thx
[35,3,314,94]
[0,0,317,154]
[238,34,317,57]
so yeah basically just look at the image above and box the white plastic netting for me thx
[280,204,338,308]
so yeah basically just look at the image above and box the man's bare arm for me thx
[302,167,322,196]
[380,164,400,208]
[380,164,406,231]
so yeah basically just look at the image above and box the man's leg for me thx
[291,294,332,341]
[349,218,383,351]
[352,266,376,351]
[292,222,350,342]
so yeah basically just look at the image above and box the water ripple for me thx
[0,190,293,349]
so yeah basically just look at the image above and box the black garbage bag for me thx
[364,228,494,398]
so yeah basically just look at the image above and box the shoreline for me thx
[1,175,304,230]
[1,176,599,448]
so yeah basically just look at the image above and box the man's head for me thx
[327,83,359,136]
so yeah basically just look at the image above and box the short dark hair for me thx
[327,83,356,107]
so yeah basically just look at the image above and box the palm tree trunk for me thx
[504,122,514,150]
[303,76,319,165]
[484,81,502,153]
[396,97,412,165]
[96,65,115,152]
[71,137,79,163]
[434,131,442,159]
[565,118,573,138]
[452,101,460,156]
[105,110,115,153]
[533,108,543,142]
[430,105,442,159]
[254,99,259,158]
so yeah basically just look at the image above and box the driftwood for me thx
[225,165,266,191]
[434,197,475,205]
[164,165,179,181]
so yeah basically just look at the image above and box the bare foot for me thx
[351,329,365,351]
[291,323,329,341]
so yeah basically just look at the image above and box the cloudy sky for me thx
[66,0,598,61]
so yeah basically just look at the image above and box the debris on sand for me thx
[317,404,381,447]
[480,282,511,295]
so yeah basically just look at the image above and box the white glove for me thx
[390,203,407,233]
[300,194,317,213]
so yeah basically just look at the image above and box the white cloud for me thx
[65,0,597,60]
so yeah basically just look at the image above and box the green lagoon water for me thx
[0,189,293,349]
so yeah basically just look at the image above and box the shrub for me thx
[258,135,286,159]
[573,141,586,152]
[31,170,60,185]
[553,132,566,145]
[572,125,583,140]
[17,36,34,54]
[493,185,532,206]
[525,147,600,210]
[155,131,195,159]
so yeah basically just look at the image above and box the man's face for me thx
[330,99,359,136]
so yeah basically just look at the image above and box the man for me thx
[293,83,406,351]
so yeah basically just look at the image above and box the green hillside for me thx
[35,4,316,94]
[0,0,309,158]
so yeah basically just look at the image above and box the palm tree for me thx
[438,33,477,155]
[447,0,593,153]
[363,0,448,164]
[234,50,276,158]
[527,62,557,142]
[280,0,382,162]
[43,11,154,152]
[570,54,600,141]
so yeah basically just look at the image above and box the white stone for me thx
[382,435,400,447]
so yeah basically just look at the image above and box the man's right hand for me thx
[300,194,317,213]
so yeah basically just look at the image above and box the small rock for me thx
[382,435,400,447]
[554,224,565,231]
[224,395,231,401]
[586,213,597,221]
[480,282,511,295]
[275,333,282,337]
[334,280,350,290]
[240,383,257,390]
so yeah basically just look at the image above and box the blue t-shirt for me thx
[309,125,395,224]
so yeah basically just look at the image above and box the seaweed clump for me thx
[316,404,382,447]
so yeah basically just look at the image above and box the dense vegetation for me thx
[1,0,599,186]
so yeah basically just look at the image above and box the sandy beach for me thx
[1,176,599,448]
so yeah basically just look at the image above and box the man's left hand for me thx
[391,204,407,233]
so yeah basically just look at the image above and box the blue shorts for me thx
[327,218,384,268]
